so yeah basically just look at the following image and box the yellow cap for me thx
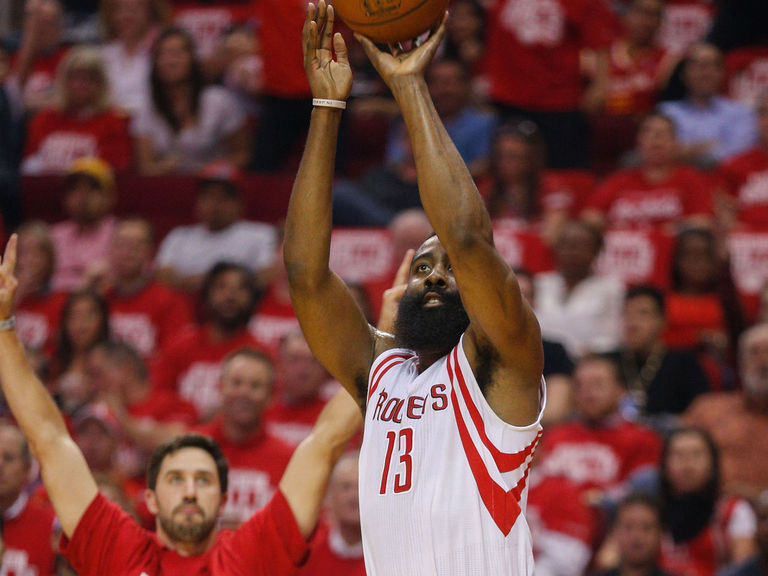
[66,157,115,194]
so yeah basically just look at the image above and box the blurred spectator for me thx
[21,47,133,174]
[0,423,56,576]
[535,221,625,359]
[657,0,716,57]
[385,58,496,177]
[484,0,615,169]
[214,25,262,117]
[720,90,768,230]
[442,0,485,76]
[72,401,126,486]
[616,285,710,425]
[660,43,757,167]
[593,493,673,576]
[251,0,311,172]
[657,428,757,576]
[264,330,331,448]
[477,120,578,244]
[683,324,768,497]
[152,262,262,418]
[100,0,170,115]
[11,0,67,111]
[665,228,743,385]
[14,221,66,352]
[133,27,249,174]
[719,491,768,576]
[155,162,276,293]
[516,268,575,426]
[49,157,116,292]
[194,348,293,527]
[300,451,365,576]
[583,113,714,230]
[53,289,110,415]
[539,353,661,502]
[98,217,192,359]
[586,0,672,173]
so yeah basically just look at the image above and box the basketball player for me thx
[0,236,363,575]
[283,3,545,574]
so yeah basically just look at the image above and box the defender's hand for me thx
[303,1,353,102]
[354,13,447,93]
[0,235,18,320]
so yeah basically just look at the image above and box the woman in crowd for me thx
[133,28,250,174]
[21,46,133,174]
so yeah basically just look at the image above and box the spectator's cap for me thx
[74,402,121,437]
[65,157,115,195]
[197,161,243,196]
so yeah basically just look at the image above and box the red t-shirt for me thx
[663,292,725,349]
[61,491,309,575]
[173,2,253,59]
[15,291,67,353]
[255,0,311,98]
[107,282,193,359]
[151,326,264,418]
[604,40,668,116]
[657,0,716,56]
[11,46,68,106]
[194,419,294,525]
[484,0,615,110]
[3,494,56,576]
[720,147,768,229]
[587,166,714,228]
[264,396,328,448]
[527,475,597,550]
[299,522,366,576]
[539,417,661,494]
[23,108,133,173]
[248,285,300,355]
[725,46,768,106]
[128,389,199,425]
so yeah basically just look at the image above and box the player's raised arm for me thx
[284,1,383,407]
[0,236,98,538]
[279,388,363,538]
[356,21,543,425]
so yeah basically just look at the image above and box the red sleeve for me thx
[100,113,133,171]
[682,170,715,216]
[60,493,156,575]
[571,0,616,49]
[220,489,309,574]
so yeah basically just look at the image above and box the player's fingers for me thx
[321,4,335,52]
[421,14,448,56]
[333,33,350,66]
[1,234,17,276]
[317,0,327,32]
[393,248,414,288]
[354,32,380,62]
[307,21,319,64]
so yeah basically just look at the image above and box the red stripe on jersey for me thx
[451,348,542,473]
[368,354,412,402]
[447,351,539,536]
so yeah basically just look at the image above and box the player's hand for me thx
[303,1,353,102]
[355,12,447,92]
[376,249,414,333]
[0,235,19,321]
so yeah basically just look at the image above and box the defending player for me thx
[0,235,362,575]
[284,3,545,574]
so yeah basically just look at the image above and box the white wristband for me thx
[313,98,347,110]
[0,316,15,331]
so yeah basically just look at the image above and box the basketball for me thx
[332,0,449,44]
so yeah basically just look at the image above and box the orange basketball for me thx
[332,0,449,44]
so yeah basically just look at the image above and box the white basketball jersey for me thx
[359,335,545,576]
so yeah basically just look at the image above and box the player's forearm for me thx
[0,331,70,456]
[284,107,343,287]
[391,78,493,248]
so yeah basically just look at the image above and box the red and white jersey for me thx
[2,492,57,576]
[359,337,545,575]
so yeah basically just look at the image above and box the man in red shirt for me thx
[0,233,364,575]
[539,353,661,501]
[101,217,192,359]
[484,0,615,168]
[152,261,264,419]
[0,423,56,576]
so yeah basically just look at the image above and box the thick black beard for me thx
[159,504,217,544]
[209,309,251,333]
[394,287,470,357]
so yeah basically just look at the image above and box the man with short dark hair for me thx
[0,233,363,575]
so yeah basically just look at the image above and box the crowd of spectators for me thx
[2,0,768,575]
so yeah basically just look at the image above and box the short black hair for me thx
[147,434,229,494]
[626,285,665,315]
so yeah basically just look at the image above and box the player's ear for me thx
[145,489,159,515]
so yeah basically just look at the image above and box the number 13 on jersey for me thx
[380,428,414,494]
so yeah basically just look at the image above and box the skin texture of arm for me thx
[0,236,98,538]
[356,21,543,426]
[283,2,388,408]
